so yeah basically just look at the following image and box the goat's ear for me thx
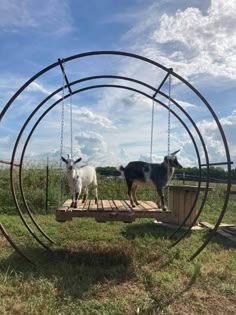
[74,157,82,164]
[170,149,180,156]
[61,156,68,164]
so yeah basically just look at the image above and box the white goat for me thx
[61,156,98,208]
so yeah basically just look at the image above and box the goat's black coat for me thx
[120,153,182,209]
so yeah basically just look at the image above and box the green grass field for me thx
[0,170,236,314]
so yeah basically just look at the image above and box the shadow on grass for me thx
[121,221,192,241]
[205,230,236,249]
[145,263,202,313]
[0,243,135,300]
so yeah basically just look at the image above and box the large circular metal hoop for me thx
[0,51,232,261]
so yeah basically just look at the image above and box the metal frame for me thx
[0,51,232,261]
[0,223,35,265]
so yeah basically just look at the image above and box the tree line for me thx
[96,166,236,182]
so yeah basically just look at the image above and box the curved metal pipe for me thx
[10,75,205,246]
[0,223,35,266]
[17,84,202,246]
[1,50,231,260]
[158,91,210,240]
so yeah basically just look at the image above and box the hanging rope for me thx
[70,94,73,158]
[167,73,172,208]
[59,59,73,160]
[59,63,67,206]
[150,99,155,163]
[60,72,65,167]
[167,73,171,157]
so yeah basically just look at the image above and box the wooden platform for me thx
[56,199,171,223]
[200,222,236,243]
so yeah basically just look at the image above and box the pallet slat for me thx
[56,199,172,223]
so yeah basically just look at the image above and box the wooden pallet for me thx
[200,222,236,242]
[55,199,171,223]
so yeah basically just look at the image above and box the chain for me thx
[167,73,172,208]
[60,66,65,167]
[150,99,155,163]
[70,94,73,158]
[167,74,171,157]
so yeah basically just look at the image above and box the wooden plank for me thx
[108,200,117,211]
[184,190,193,226]
[120,200,132,211]
[75,199,86,211]
[113,199,130,211]
[144,200,159,209]
[113,200,125,211]
[199,222,236,242]
[102,200,112,211]
[97,199,103,211]
[89,200,98,211]
[123,200,144,211]
[83,199,90,211]
[63,199,72,207]
[169,185,212,192]
[138,200,155,210]
[56,206,72,222]
[134,200,148,210]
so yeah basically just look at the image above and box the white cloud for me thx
[72,106,115,130]
[1,0,235,169]
[192,110,236,164]
[151,0,236,79]
[0,0,73,35]
[175,99,196,109]
[75,131,106,156]
[27,82,60,100]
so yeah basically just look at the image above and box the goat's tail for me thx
[119,165,125,172]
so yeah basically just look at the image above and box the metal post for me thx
[45,157,49,214]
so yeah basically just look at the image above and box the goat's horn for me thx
[170,149,180,156]
[67,154,70,159]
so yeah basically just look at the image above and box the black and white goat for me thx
[119,150,182,210]
[61,156,98,208]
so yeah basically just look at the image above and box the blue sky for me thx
[0,0,235,167]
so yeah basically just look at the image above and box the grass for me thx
[0,213,236,314]
[0,171,236,314]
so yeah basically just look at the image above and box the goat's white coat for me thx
[73,166,98,199]
[62,157,98,207]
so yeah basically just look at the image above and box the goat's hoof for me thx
[132,204,136,208]
[162,207,167,211]
[74,203,77,208]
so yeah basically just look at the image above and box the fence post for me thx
[45,157,49,214]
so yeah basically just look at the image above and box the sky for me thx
[0,0,235,168]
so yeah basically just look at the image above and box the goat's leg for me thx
[126,179,135,208]
[82,187,87,203]
[156,191,161,209]
[157,189,167,211]
[74,192,79,208]
[70,195,74,208]
[132,184,139,206]
[94,185,98,204]
[71,189,76,208]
